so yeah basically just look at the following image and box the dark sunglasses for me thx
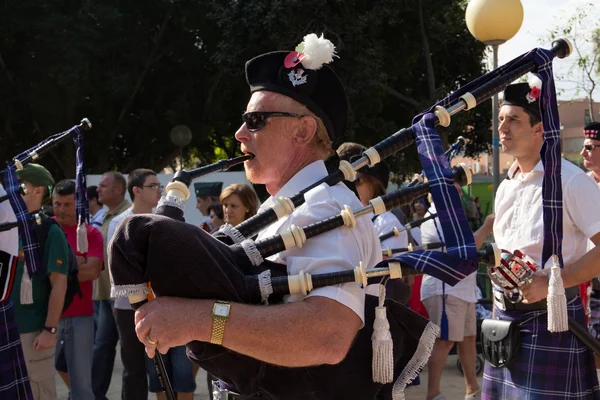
[242,111,305,132]
[582,144,600,152]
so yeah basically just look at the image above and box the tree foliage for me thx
[0,0,491,180]
[546,1,599,123]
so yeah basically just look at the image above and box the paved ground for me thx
[57,348,477,399]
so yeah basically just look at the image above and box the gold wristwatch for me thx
[210,300,231,345]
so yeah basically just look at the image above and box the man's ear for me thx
[132,186,141,198]
[292,116,318,147]
[533,121,544,138]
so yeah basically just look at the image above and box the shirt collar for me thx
[260,160,328,210]
[107,199,131,218]
[507,159,544,181]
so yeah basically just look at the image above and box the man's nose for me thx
[235,124,250,143]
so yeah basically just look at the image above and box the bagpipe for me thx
[0,119,91,400]
[109,39,572,400]
[378,212,438,243]
[2,118,92,279]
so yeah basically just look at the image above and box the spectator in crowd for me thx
[420,190,494,400]
[108,169,163,400]
[11,164,69,400]
[465,196,480,230]
[88,185,106,229]
[207,203,225,233]
[194,182,223,232]
[94,171,130,400]
[219,183,260,227]
[52,179,103,399]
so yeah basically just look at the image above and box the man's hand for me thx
[482,214,495,230]
[33,330,57,351]
[520,269,551,304]
[135,297,207,358]
[76,255,86,266]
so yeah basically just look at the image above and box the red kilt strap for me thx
[580,282,591,325]
[109,214,438,399]
[0,250,18,301]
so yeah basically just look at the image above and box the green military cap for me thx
[194,182,223,198]
[16,163,55,187]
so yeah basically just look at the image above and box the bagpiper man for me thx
[130,34,382,399]
[483,80,600,399]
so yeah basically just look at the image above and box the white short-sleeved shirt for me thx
[411,227,422,246]
[257,161,381,323]
[494,159,600,273]
[375,211,408,255]
[107,208,134,310]
[0,185,18,257]
[90,207,106,229]
[419,205,477,303]
[587,171,600,252]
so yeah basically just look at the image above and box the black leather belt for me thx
[495,286,579,311]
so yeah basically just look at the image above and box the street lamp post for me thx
[170,125,193,170]
[466,0,524,203]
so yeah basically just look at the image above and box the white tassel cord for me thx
[20,267,33,305]
[77,215,88,253]
[547,254,569,332]
[372,283,394,384]
[392,321,440,400]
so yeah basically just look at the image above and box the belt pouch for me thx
[481,318,520,368]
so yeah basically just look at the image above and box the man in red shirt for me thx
[52,179,103,399]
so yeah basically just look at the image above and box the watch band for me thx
[210,301,230,345]
[43,326,57,334]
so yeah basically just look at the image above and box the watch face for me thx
[214,303,230,317]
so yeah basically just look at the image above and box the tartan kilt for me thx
[483,296,600,399]
[0,300,33,399]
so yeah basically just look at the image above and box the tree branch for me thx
[377,83,420,107]
[109,4,174,145]
[418,0,436,101]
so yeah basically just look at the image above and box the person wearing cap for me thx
[579,122,600,365]
[194,182,223,232]
[132,34,381,399]
[482,81,600,398]
[336,141,409,260]
[582,122,600,185]
[10,163,70,400]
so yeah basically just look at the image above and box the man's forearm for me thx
[188,296,361,367]
[562,245,600,288]
[46,276,67,327]
[473,223,493,249]
[78,264,99,282]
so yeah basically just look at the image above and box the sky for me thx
[492,0,599,100]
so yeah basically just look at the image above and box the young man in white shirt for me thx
[484,82,600,399]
